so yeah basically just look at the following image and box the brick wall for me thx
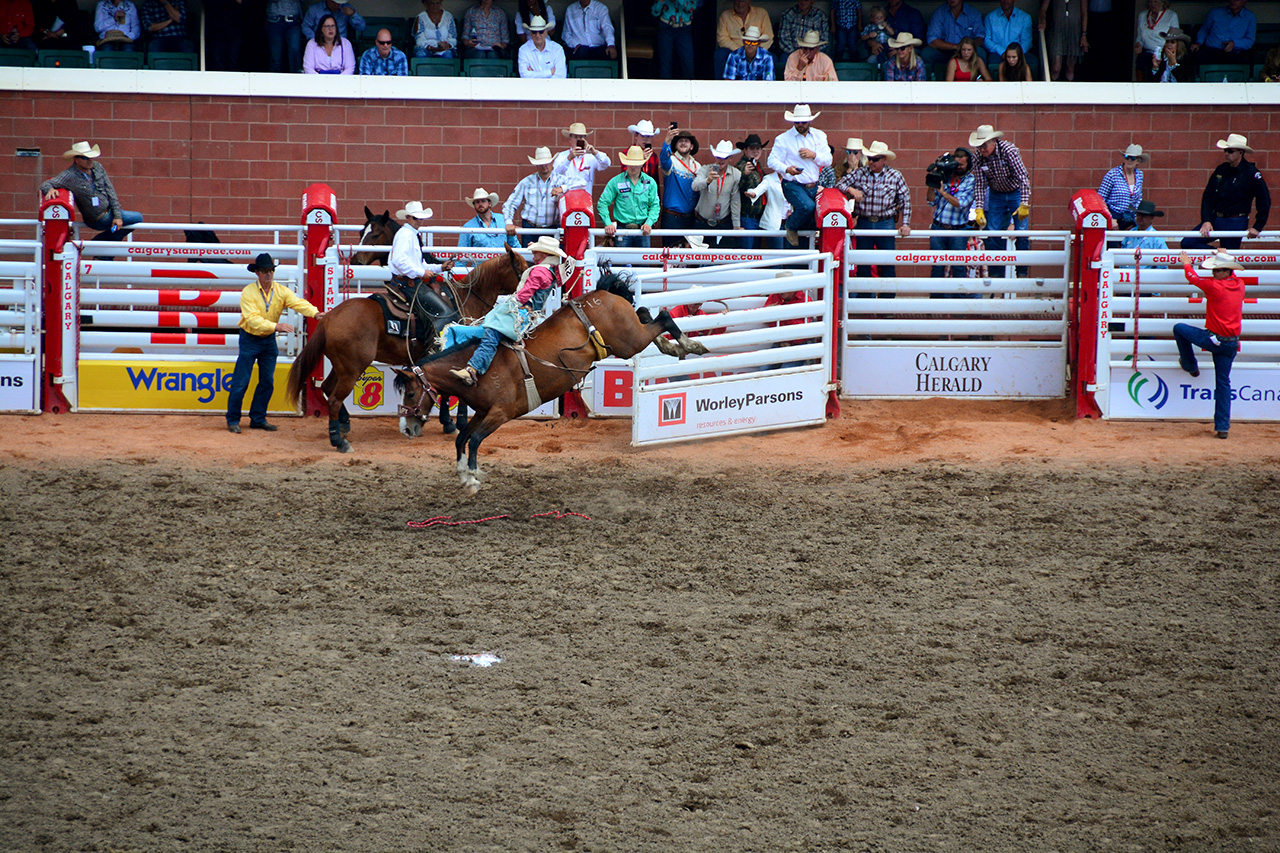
[2,92,1273,233]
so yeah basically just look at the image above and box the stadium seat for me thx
[96,51,144,69]
[411,56,459,76]
[835,62,878,81]
[568,59,617,78]
[38,48,91,68]
[0,47,36,66]
[146,51,198,70]
[463,58,511,77]
[1198,63,1250,83]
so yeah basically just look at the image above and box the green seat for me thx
[146,51,198,70]
[835,61,878,81]
[1198,63,1249,83]
[568,59,617,78]
[463,58,511,77]
[96,51,144,68]
[0,47,37,66]
[38,48,92,68]
[410,56,459,76]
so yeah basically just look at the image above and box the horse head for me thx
[392,367,431,436]
[351,207,395,266]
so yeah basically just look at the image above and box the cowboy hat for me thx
[246,252,276,272]
[62,141,101,160]
[845,137,864,151]
[1121,143,1151,163]
[784,103,821,123]
[796,30,827,49]
[1160,26,1190,42]
[741,25,763,42]
[528,146,555,165]
[524,14,551,32]
[619,145,649,166]
[887,31,921,49]
[628,119,658,137]
[395,201,434,220]
[865,140,896,161]
[465,187,500,205]
[736,133,768,149]
[527,235,568,259]
[1216,133,1253,153]
[685,235,708,249]
[97,30,133,44]
[1200,251,1243,271]
[708,139,741,160]
[671,129,700,155]
[561,122,593,138]
[1134,200,1164,217]
[968,124,1005,147]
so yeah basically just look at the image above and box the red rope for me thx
[408,510,592,528]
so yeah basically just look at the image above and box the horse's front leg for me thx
[437,392,456,434]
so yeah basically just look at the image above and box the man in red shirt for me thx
[1174,250,1246,439]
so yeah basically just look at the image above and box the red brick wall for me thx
[2,92,1273,232]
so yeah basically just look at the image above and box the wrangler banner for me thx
[76,360,296,413]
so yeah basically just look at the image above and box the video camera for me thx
[925,153,960,190]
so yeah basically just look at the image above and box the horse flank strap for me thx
[503,343,543,411]
[569,301,610,360]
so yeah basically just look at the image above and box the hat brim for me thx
[528,154,555,165]
[561,128,593,138]
[1121,149,1151,162]
[466,193,500,205]
[1135,208,1165,217]
[247,262,276,271]
[797,39,828,48]
[627,125,658,137]
[63,145,101,160]
[619,156,649,166]
[396,208,434,220]
[1217,139,1253,153]
[527,242,568,259]
[968,129,1004,147]
[784,111,821,122]
[711,148,742,159]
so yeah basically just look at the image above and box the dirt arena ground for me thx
[2,400,1278,852]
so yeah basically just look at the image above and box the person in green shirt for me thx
[597,145,660,248]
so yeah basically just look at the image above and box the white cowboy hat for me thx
[1160,26,1190,42]
[708,139,741,160]
[628,119,658,137]
[527,235,568,259]
[464,187,500,205]
[1216,133,1253,153]
[968,124,1004,147]
[395,201,434,221]
[561,122,593,138]
[685,235,708,249]
[845,137,864,151]
[796,30,826,49]
[63,141,101,160]
[525,14,551,32]
[866,140,896,161]
[700,300,728,314]
[887,31,921,49]
[618,145,649,166]
[741,25,763,42]
[528,146,555,165]
[1201,251,1243,271]
[1121,144,1151,163]
[784,103,821,123]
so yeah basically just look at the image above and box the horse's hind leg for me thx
[339,403,351,435]
[326,368,359,453]
[653,308,709,357]
[438,393,456,434]
[459,409,510,495]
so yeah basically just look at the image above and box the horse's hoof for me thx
[463,480,480,496]
[442,423,457,435]
[332,439,352,453]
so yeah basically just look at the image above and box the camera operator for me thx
[926,146,976,289]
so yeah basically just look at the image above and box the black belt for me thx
[860,216,893,223]
[662,207,693,217]
[931,220,965,229]
[616,221,643,228]
[1214,211,1248,219]
[1216,335,1240,343]
[391,274,420,285]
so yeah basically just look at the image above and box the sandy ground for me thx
[1,401,1278,852]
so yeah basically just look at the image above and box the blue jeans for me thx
[661,208,695,247]
[655,20,693,79]
[1181,215,1248,251]
[89,209,143,240]
[831,24,859,61]
[227,330,278,426]
[929,223,972,291]
[855,217,896,287]
[1174,323,1239,433]
[414,47,456,57]
[468,327,506,374]
[984,188,1028,274]
[781,180,817,234]
[266,18,302,72]
[614,227,650,249]
[740,215,760,250]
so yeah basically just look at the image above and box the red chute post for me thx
[815,188,848,419]
[560,189,594,418]
[1068,190,1112,419]
[40,190,75,413]
[301,183,338,417]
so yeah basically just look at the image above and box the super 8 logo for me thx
[354,366,384,410]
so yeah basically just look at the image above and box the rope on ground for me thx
[407,510,592,528]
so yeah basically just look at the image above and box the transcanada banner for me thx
[632,370,828,446]
[1107,367,1280,421]
[843,346,1065,398]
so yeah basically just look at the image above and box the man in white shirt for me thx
[504,146,570,235]
[766,103,832,245]
[517,14,566,77]
[389,201,450,286]
[562,0,616,60]
[552,121,612,196]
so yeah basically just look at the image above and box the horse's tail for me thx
[286,318,326,410]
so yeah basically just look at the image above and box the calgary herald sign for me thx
[842,346,1065,398]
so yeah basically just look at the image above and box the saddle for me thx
[372,276,461,342]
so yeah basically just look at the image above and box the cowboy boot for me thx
[450,365,478,386]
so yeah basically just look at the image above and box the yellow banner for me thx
[77,360,297,413]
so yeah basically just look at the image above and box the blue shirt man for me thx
[358,28,408,74]
[302,0,364,40]
[458,188,520,265]
[983,0,1031,66]
[1191,0,1255,65]
[924,0,983,66]
[884,0,925,45]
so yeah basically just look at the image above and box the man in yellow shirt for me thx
[715,0,773,76]
[226,253,324,434]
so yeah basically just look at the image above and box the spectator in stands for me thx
[767,104,832,247]
[1120,200,1169,263]
[996,40,1032,80]
[946,35,990,79]
[926,145,975,283]
[883,0,924,49]
[723,24,774,79]
[924,0,983,69]
[413,0,456,58]
[517,14,564,75]
[562,0,615,60]
[830,0,861,61]
[41,141,142,240]
[819,137,865,188]
[94,0,139,50]
[1190,0,1255,68]
[304,14,354,73]
[514,0,553,43]
[504,146,569,236]
[860,5,892,64]
[359,27,408,74]
[34,0,90,49]
[692,140,743,246]
[598,146,660,248]
[660,126,700,246]
[1173,249,1246,439]
[1262,46,1280,82]
[1144,26,1189,81]
[1097,143,1148,231]
[1133,0,1176,72]
[984,0,1032,71]
[778,0,828,57]
[1038,0,1087,81]
[204,0,241,68]
[302,0,363,41]
[2,0,36,50]
[265,0,303,72]
[737,133,768,249]
[460,0,509,58]
[626,120,662,186]
[785,29,838,80]
[140,0,191,52]
[837,140,911,281]
[460,187,520,256]
[652,0,697,79]
[1182,133,1269,251]
[884,31,925,80]
[716,0,773,78]
[969,123,1031,272]
[554,121,611,194]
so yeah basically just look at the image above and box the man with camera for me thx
[553,121,612,198]
[926,146,975,286]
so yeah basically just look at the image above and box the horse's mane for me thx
[417,339,476,366]
[595,269,635,304]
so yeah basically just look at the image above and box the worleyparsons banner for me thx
[77,360,295,412]
[633,370,828,445]
[1107,366,1280,421]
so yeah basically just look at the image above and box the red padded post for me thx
[815,188,849,419]
[1068,189,1112,419]
[40,190,75,413]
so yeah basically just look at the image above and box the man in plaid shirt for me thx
[358,27,408,74]
[776,0,828,54]
[837,140,910,284]
[503,146,570,236]
[969,123,1030,273]
[723,24,774,79]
